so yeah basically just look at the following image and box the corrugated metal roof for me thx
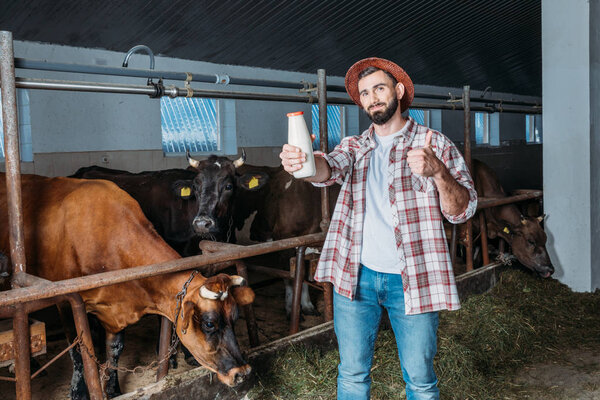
[0,0,541,95]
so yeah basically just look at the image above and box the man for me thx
[280,57,477,400]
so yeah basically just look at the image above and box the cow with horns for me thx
[0,173,256,399]
[452,159,554,277]
[71,150,269,256]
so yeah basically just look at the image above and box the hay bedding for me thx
[247,268,600,399]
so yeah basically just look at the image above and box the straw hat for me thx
[344,57,414,112]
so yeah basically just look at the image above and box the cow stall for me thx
[0,30,544,400]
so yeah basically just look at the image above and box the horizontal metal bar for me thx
[0,232,325,308]
[10,77,542,114]
[477,191,543,209]
[15,58,345,92]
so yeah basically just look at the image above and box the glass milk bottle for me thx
[287,111,316,178]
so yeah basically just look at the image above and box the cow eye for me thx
[527,240,535,247]
[225,184,233,191]
[202,320,217,333]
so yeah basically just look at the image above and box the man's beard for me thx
[366,96,399,125]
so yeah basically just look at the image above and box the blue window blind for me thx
[0,89,33,162]
[311,105,342,151]
[526,114,542,143]
[409,109,426,125]
[161,97,219,153]
[475,112,487,144]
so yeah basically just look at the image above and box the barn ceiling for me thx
[0,0,541,96]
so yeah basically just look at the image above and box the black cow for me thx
[71,151,269,256]
[233,164,340,316]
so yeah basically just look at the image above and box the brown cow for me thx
[453,160,553,277]
[0,174,254,399]
[234,165,340,316]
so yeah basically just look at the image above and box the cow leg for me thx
[68,346,90,400]
[285,281,317,318]
[105,331,124,398]
[57,304,90,400]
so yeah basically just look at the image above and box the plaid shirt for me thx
[313,117,477,315]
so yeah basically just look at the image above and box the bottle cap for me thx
[286,111,304,117]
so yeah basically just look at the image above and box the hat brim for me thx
[344,57,414,112]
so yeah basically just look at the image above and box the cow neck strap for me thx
[174,269,200,335]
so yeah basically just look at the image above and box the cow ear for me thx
[180,301,196,333]
[231,286,255,306]
[237,172,269,191]
[172,180,194,200]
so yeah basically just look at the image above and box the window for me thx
[475,112,499,146]
[0,89,33,162]
[526,114,542,143]
[409,109,430,126]
[160,97,237,155]
[409,109,442,131]
[311,104,344,151]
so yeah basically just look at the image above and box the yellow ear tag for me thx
[180,187,191,197]
[248,176,259,189]
[503,227,510,234]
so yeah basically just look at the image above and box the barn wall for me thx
[3,40,541,190]
[590,0,600,290]
[543,0,598,291]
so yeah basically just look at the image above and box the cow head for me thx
[176,151,268,242]
[496,215,554,278]
[176,273,255,386]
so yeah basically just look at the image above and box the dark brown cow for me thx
[71,152,268,256]
[454,160,553,277]
[0,174,255,399]
[234,165,340,315]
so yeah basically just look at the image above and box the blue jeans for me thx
[334,265,439,400]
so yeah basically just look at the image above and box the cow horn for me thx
[537,214,546,222]
[521,217,527,225]
[200,285,228,301]
[233,149,246,168]
[186,150,200,169]
[231,275,246,286]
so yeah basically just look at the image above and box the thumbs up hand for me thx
[406,130,443,178]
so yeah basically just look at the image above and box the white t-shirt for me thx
[360,129,407,274]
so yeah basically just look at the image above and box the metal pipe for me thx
[67,294,103,400]
[234,261,259,347]
[156,317,171,381]
[15,58,328,91]
[0,31,27,282]
[289,246,306,335]
[122,45,155,70]
[317,69,331,232]
[477,191,543,209]
[463,85,474,272]
[415,91,541,107]
[0,232,326,308]
[322,283,334,322]
[15,58,542,108]
[13,304,31,400]
[5,77,543,114]
[479,212,490,265]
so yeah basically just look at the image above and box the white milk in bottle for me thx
[287,111,316,178]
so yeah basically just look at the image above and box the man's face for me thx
[358,70,400,125]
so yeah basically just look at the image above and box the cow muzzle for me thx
[218,364,252,386]
[193,216,216,233]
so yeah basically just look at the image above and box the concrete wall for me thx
[543,0,598,291]
[590,0,600,290]
[2,41,543,178]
